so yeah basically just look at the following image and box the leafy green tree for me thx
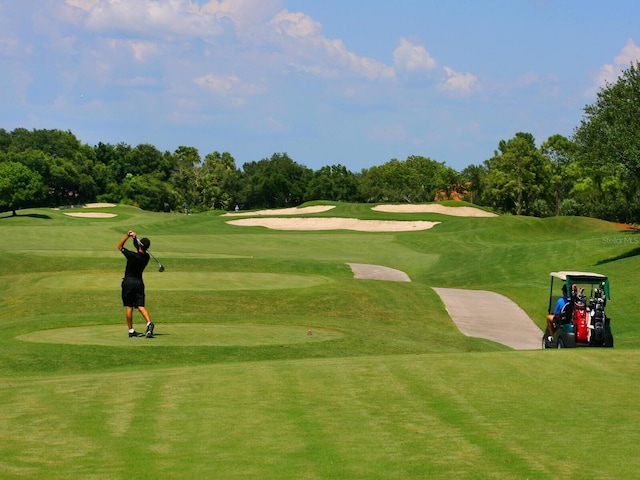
[482,132,550,215]
[170,146,201,210]
[460,164,486,205]
[0,148,96,206]
[0,128,11,152]
[541,134,578,216]
[241,153,312,209]
[359,155,460,203]
[305,164,359,202]
[573,61,640,222]
[121,173,177,212]
[9,128,82,160]
[3,129,98,205]
[0,161,46,215]
[200,151,242,210]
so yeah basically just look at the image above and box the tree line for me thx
[1,62,639,223]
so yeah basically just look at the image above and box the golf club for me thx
[148,249,165,272]
[133,235,165,272]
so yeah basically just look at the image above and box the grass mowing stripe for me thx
[32,272,333,291]
[2,351,639,479]
[2,203,640,478]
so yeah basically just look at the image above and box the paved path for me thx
[432,288,543,350]
[346,263,543,350]
[347,263,411,282]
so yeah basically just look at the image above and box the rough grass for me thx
[0,202,639,479]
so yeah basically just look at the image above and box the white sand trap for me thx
[84,203,116,208]
[347,263,411,282]
[432,287,543,350]
[64,212,117,218]
[227,217,439,232]
[373,204,497,217]
[223,205,336,217]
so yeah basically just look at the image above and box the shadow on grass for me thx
[597,247,640,264]
[0,212,52,220]
[595,227,640,265]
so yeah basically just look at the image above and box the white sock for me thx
[129,328,135,333]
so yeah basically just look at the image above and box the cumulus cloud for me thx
[51,1,478,117]
[194,73,242,95]
[438,66,478,94]
[594,38,640,87]
[201,0,284,29]
[271,9,394,81]
[67,0,226,38]
[393,38,437,73]
[193,72,265,106]
[392,38,477,94]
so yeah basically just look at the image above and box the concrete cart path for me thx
[432,287,543,350]
[347,263,411,282]
[345,263,542,350]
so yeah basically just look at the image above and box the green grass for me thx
[1,202,639,479]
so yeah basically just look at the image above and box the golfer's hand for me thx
[128,230,137,238]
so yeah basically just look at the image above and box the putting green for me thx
[17,323,343,347]
[34,272,332,291]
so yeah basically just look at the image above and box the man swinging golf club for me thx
[118,230,155,338]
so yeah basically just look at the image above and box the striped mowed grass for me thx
[0,202,639,479]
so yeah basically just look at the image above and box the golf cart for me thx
[542,271,614,349]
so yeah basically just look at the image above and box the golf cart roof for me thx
[550,271,610,299]
[550,271,608,282]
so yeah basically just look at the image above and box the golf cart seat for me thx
[557,302,572,326]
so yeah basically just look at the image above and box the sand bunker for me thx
[84,203,116,208]
[223,205,336,217]
[64,212,117,218]
[57,203,117,218]
[227,217,439,232]
[372,204,497,217]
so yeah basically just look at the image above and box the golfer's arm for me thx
[117,234,129,250]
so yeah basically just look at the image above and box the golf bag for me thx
[589,288,607,346]
[572,287,589,343]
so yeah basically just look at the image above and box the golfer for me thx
[546,284,568,342]
[118,230,155,338]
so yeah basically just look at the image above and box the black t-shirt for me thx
[121,248,150,279]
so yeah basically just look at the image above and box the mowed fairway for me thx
[1,202,640,479]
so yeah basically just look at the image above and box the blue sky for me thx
[1,1,639,172]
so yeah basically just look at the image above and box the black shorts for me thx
[121,277,145,308]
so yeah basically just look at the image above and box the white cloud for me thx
[271,9,321,37]
[193,72,265,107]
[438,66,478,94]
[594,38,640,88]
[271,10,394,81]
[67,0,226,38]
[65,0,99,11]
[194,73,242,95]
[393,38,437,73]
[201,0,284,28]
[614,38,640,66]
[129,40,160,62]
